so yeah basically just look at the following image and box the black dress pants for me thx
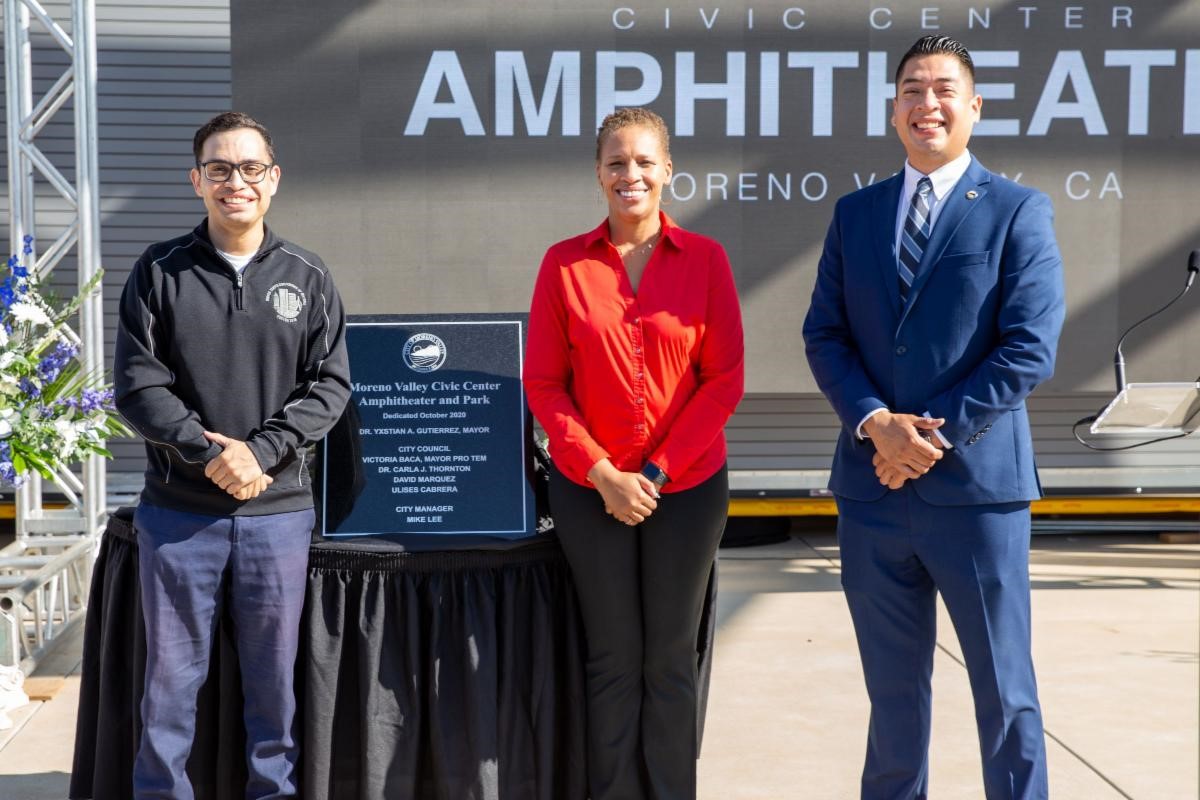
[549,464,728,800]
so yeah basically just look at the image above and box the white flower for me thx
[0,352,14,370]
[53,416,79,440]
[0,327,8,348]
[9,302,50,327]
[53,417,80,459]
[0,408,14,439]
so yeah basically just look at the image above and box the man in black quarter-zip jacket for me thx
[114,111,350,800]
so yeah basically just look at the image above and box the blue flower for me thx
[0,443,18,486]
[0,279,15,308]
[0,468,20,487]
[80,388,111,413]
[0,461,19,486]
[37,342,77,384]
[7,251,28,278]
[19,378,41,399]
[52,397,78,413]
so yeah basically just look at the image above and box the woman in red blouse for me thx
[524,108,744,800]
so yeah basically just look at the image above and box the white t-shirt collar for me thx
[217,248,254,273]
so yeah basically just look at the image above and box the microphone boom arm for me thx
[1112,249,1199,391]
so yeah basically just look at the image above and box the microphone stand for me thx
[1113,249,1198,392]
[1075,250,1200,450]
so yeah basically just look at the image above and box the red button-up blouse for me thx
[524,212,745,492]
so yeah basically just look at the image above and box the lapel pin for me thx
[965,190,978,200]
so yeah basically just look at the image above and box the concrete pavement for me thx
[0,525,1196,799]
[698,526,1199,799]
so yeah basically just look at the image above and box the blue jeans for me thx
[133,502,314,800]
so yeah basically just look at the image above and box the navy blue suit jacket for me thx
[803,157,1065,505]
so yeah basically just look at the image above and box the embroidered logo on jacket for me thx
[266,282,306,322]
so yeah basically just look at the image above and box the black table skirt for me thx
[69,511,717,800]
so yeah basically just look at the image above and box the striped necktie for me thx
[898,177,933,305]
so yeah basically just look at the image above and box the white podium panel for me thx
[1090,382,1200,435]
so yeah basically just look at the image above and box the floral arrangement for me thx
[0,236,128,486]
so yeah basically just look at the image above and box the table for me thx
[69,509,716,799]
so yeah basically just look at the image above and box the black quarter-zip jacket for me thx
[115,219,351,516]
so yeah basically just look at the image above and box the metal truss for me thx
[1,0,104,671]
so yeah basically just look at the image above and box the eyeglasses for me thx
[197,160,275,184]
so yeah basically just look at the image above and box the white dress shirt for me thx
[893,151,972,259]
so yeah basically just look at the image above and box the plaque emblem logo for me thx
[403,332,447,373]
[265,282,306,322]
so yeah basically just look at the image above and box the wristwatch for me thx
[640,461,670,490]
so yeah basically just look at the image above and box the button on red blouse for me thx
[523,212,745,492]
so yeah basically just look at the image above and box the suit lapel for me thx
[872,173,904,319]
[900,158,991,324]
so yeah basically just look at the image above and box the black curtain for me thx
[70,490,715,799]
[69,511,589,800]
[301,544,588,799]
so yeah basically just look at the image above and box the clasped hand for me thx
[864,411,946,490]
[203,430,272,500]
[587,458,659,526]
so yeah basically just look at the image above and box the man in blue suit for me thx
[803,35,1065,799]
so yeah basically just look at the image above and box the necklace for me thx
[620,231,660,261]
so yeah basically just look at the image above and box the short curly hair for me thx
[595,107,670,162]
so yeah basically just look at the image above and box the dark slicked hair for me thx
[596,107,670,162]
[192,111,275,163]
[894,35,975,88]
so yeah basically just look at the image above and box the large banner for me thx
[234,1,1200,394]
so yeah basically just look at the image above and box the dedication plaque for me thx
[323,314,535,539]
